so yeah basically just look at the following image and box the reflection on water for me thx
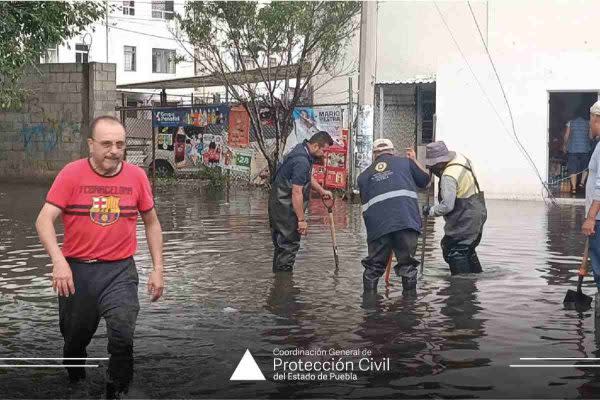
[1,183,600,398]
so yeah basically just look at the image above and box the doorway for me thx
[548,91,598,198]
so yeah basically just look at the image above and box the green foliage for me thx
[197,165,227,189]
[177,1,360,180]
[0,1,105,110]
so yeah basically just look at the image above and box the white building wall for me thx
[316,0,600,199]
[51,1,194,96]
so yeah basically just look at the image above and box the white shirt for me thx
[585,143,600,219]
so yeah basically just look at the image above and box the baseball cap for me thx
[373,138,394,152]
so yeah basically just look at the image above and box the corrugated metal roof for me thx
[377,75,436,85]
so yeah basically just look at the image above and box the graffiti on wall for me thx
[20,97,81,153]
[21,119,81,153]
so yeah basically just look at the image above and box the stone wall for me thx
[0,62,116,181]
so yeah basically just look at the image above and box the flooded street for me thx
[2,182,600,398]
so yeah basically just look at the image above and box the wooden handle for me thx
[578,238,590,277]
[384,251,393,284]
[328,213,337,245]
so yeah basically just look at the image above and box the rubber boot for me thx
[448,256,471,275]
[363,275,378,292]
[469,252,483,274]
[401,276,417,291]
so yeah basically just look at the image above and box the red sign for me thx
[228,105,250,148]
[311,129,349,190]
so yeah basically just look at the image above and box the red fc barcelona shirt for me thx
[45,159,155,261]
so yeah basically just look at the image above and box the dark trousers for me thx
[588,220,600,289]
[362,229,419,284]
[60,258,139,392]
[271,229,301,272]
[441,233,483,274]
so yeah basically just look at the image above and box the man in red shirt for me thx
[35,115,164,398]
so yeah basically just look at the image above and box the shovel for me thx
[323,197,339,268]
[564,238,593,311]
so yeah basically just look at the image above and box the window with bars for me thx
[122,1,135,15]
[41,46,59,63]
[75,44,89,64]
[124,46,136,71]
[151,0,174,19]
[152,48,176,73]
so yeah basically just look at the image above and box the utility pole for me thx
[105,1,109,63]
[352,0,377,191]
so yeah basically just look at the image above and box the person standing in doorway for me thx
[269,131,333,272]
[358,138,430,293]
[423,141,487,275]
[35,115,165,398]
[564,105,592,194]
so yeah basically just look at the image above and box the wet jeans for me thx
[60,258,139,392]
[589,220,600,289]
[271,229,301,272]
[362,229,419,285]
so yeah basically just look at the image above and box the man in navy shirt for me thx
[358,138,430,292]
[269,131,333,272]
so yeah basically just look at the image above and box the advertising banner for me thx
[152,105,229,128]
[223,147,254,173]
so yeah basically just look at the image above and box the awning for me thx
[117,62,312,90]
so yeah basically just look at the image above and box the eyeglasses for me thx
[92,138,125,150]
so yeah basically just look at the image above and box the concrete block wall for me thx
[0,62,116,181]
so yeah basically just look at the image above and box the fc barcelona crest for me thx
[90,196,120,226]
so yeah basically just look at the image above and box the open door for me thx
[548,91,598,198]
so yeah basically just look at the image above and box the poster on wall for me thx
[201,133,226,168]
[355,105,373,172]
[223,147,254,173]
[228,105,250,148]
[285,106,344,154]
[152,106,229,170]
[152,106,229,128]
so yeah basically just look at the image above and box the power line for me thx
[94,22,192,45]
[466,1,558,205]
[433,1,556,205]
[432,4,521,153]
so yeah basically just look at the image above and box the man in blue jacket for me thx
[269,131,333,272]
[358,138,430,292]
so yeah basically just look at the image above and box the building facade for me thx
[316,0,600,200]
[41,0,196,103]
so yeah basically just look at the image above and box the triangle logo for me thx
[230,349,266,381]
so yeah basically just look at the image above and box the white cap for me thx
[373,138,394,152]
[591,101,600,116]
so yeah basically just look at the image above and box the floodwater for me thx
[1,182,600,398]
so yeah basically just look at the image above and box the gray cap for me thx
[424,141,456,167]
[373,138,394,152]
[591,101,600,116]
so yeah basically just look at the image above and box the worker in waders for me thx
[269,131,333,272]
[358,139,430,292]
[423,141,487,275]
